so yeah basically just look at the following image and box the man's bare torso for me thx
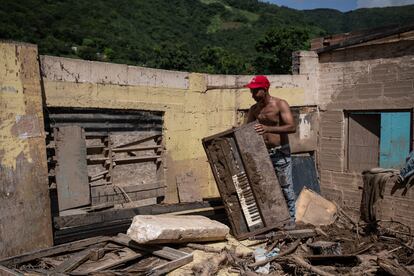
[249,97,289,148]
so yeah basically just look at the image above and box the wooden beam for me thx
[112,145,162,153]
[53,200,223,229]
[114,133,162,149]
[0,236,110,267]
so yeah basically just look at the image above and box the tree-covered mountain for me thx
[1,0,413,74]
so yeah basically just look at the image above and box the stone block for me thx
[126,215,230,244]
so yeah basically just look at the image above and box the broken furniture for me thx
[202,122,290,239]
[0,235,193,275]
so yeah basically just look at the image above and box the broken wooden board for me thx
[71,246,144,274]
[112,234,194,275]
[176,171,203,203]
[0,234,193,275]
[0,236,110,267]
[55,126,90,211]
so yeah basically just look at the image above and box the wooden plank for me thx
[149,254,193,276]
[53,200,223,229]
[114,155,161,164]
[114,133,162,149]
[55,126,90,211]
[71,247,144,274]
[112,234,189,260]
[91,186,165,205]
[87,155,160,164]
[53,248,93,273]
[91,182,165,197]
[0,265,22,276]
[112,145,162,152]
[0,236,110,267]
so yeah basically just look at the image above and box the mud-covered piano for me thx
[202,122,290,239]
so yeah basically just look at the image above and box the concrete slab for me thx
[126,215,229,244]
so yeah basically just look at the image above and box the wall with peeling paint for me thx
[39,54,318,202]
[0,42,53,258]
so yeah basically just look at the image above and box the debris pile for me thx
[1,192,413,275]
[178,204,414,275]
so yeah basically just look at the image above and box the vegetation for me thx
[1,0,413,74]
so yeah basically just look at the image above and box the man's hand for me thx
[254,124,268,135]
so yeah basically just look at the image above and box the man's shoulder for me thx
[271,97,288,107]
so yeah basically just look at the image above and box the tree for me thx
[198,46,246,74]
[254,27,310,74]
[147,43,194,71]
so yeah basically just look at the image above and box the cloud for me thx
[357,0,414,8]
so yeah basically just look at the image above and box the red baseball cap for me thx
[245,75,270,89]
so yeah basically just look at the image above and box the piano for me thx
[202,122,290,239]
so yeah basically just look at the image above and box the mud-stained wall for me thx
[0,42,53,258]
[317,34,414,227]
[40,55,317,202]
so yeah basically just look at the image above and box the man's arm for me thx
[254,100,296,134]
[246,105,256,124]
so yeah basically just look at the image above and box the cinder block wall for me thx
[0,42,53,258]
[317,37,414,226]
[40,55,317,203]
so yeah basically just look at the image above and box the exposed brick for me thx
[321,187,343,203]
[333,87,355,100]
[353,83,383,99]
[320,111,343,138]
[319,170,332,187]
[331,172,362,191]
[370,63,399,83]
[398,67,414,81]
[319,138,343,171]
[383,80,414,98]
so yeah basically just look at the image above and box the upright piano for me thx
[202,122,290,239]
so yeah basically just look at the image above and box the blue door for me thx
[380,112,411,168]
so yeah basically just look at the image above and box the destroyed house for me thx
[312,24,414,227]
[0,23,413,262]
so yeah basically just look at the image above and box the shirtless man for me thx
[245,75,297,222]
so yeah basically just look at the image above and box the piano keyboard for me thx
[232,172,264,230]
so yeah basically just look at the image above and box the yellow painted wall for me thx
[44,75,308,201]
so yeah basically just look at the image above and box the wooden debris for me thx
[249,239,301,267]
[377,256,413,276]
[291,256,335,276]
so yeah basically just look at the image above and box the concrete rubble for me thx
[126,215,230,244]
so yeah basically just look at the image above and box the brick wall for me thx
[317,37,414,226]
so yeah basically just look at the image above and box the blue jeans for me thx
[269,145,296,220]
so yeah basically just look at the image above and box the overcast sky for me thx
[263,0,414,12]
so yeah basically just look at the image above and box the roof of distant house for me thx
[312,24,414,53]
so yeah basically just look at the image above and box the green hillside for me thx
[1,0,413,74]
